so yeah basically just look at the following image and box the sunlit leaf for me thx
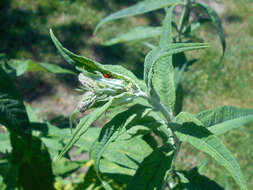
[144,43,209,114]
[0,132,11,153]
[196,106,253,135]
[103,27,162,46]
[90,104,149,176]
[50,29,144,90]
[57,99,114,159]
[6,59,76,76]
[171,112,248,190]
[193,2,226,56]
[95,0,183,33]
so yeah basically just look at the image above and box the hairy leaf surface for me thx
[172,112,248,190]
[144,43,208,114]
[196,106,253,135]
[144,43,209,88]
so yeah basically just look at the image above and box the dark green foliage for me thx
[0,0,251,190]
[0,67,30,134]
[0,67,55,190]
[126,147,174,190]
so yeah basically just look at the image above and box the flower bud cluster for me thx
[77,72,141,112]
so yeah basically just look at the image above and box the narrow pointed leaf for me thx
[95,0,183,33]
[171,112,248,190]
[144,43,209,88]
[196,106,253,135]
[50,30,143,89]
[193,2,226,56]
[29,61,76,75]
[57,99,114,160]
[7,59,76,75]
[152,55,175,113]
[148,6,176,113]
[50,29,107,73]
[144,43,208,113]
[159,6,174,47]
[103,27,162,46]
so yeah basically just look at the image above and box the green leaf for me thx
[57,99,114,159]
[7,59,76,76]
[78,166,126,190]
[102,135,153,173]
[126,148,174,190]
[24,102,39,123]
[103,64,146,91]
[50,30,142,89]
[144,43,209,89]
[193,2,226,56]
[196,106,253,135]
[90,104,149,176]
[178,0,191,34]
[103,27,162,46]
[0,67,30,134]
[148,7,176,113]
[175,168,225,190]
[7,59,29,76]
[41,137,63,151]
[53,158,81,176]
[12,135,55,190]
[50,29,111,74]
[1,162,19,190]
[152,55,175,113]
[28,61,76,75]
[159,6,174,47]
[95,0,183,33]
[74,128,101,154]
[171,112,248,190]
[99,158,135,182]
[144,43,208,113]
[0,132,11,153]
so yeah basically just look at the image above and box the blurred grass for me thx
[1,0,252,189]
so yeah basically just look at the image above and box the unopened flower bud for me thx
[77,72,146,112]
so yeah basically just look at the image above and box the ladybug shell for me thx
[103,73,113,78]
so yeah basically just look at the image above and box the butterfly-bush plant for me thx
[50,0,252,190]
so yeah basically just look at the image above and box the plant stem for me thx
[178,0,191,40]
[139,91,181,189]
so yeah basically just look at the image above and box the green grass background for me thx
[0,0,252,189]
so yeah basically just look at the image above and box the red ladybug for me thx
[103,73,113,78]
